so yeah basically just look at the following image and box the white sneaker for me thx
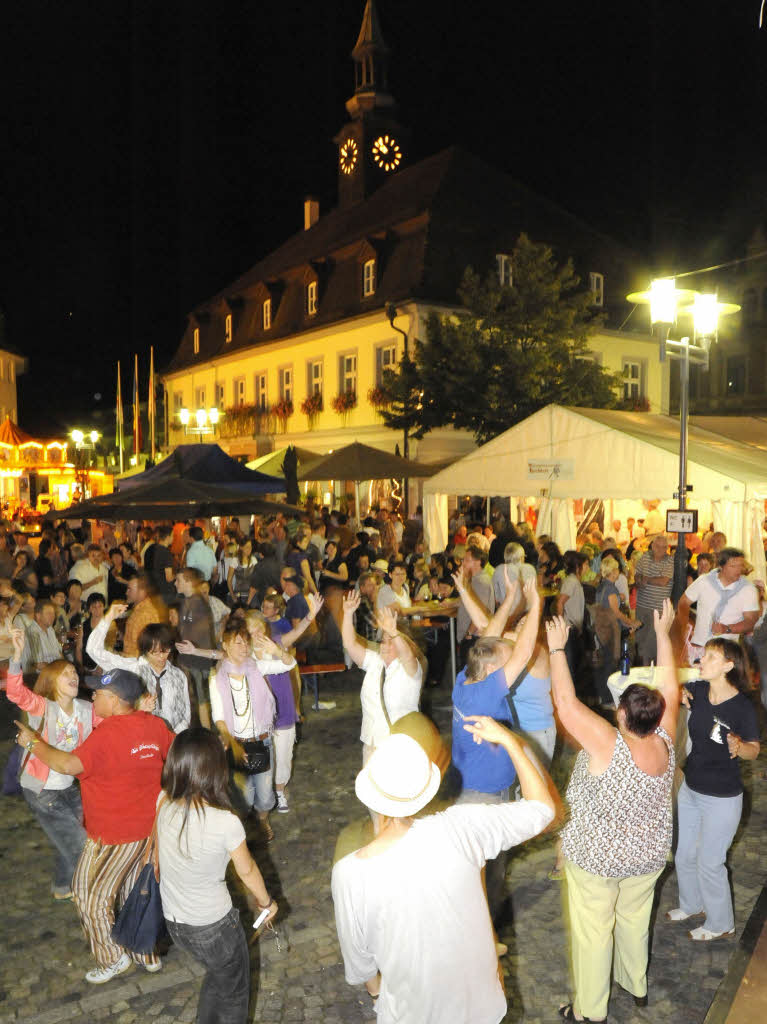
[85,952,132,984]
[689,925,735,941]
[276,793,289,813]
[144,960,163,973]
[666,907,701,921]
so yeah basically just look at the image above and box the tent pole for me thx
[354,480,361,525]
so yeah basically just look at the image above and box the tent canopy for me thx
[296,442,441,482]
[247,446,321,478]
[50,477,299,521]
[422,405,767,569]
[118,444,284,494]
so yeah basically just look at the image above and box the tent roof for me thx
[51,477,299,521]
[689,416,767,454]
[423,405,767,502]
[0,416,43,447]
[295,442,442,482]
[118,444,284,494]
[246,446,322,478]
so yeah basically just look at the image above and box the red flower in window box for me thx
[332,390,357,414]
[367,386,390,408]
[300,393,323,416]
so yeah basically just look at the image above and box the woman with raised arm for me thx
[157,728,277,1024]
[547,599,679,1023]
[341,590,423,766]
[4,627,91,900]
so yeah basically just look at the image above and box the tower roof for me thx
[352,0,389,57]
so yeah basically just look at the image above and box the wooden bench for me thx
[298,663,346,710]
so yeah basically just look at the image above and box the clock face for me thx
[371,134,402,172]
[339,138,358,175]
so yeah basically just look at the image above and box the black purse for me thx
[241,738,270,774]
[112,798,166,954]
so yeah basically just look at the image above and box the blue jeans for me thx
[23,784,86,893]
[166,907,249,1024]
[234,738,275,813]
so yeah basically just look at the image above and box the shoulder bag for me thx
[111,797,167,954]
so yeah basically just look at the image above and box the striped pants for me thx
[72,836,160,969]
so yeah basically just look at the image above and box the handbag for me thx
[112,798,166,954]
[241,737,270,774]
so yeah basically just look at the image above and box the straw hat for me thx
[371,559,390,574]
[355,734,441,818]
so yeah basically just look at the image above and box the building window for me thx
[255,372,268,412]
[375,343,397,387]
[590,272,605,307]
[308,359,323,396]
[726,356,747,395]
[496,253,512,287]
[195,386,206,409]
[279,366,293,404]
[263,299,272,330]
[173,392,184,417]
[362,258,377,297]
[233,377,246,407]
[622,360,643,401]
[339,352,358,395]
[193,327,200,354]
[215,382,225,409]
[306,280,318,316]
[224,313,232,344]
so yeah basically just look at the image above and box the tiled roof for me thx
[166,146,642,374]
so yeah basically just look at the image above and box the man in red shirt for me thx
[15,669,174,984]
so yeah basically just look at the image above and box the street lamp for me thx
[627,280,740,603]
[179,407,219,442]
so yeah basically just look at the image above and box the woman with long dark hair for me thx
[157,728,277,1024]
[668,638,760,941]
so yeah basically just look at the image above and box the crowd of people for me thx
[3,500,765,1023]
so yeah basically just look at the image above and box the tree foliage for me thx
[381,233,620,445]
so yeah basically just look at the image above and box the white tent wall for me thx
[423,405,767,571]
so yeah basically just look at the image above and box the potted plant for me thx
[332,390,357,419]
[300,392,323,429]
[367,385,390,409]
[270,398,294,431]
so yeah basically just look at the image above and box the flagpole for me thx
[117,362,124,475]
[149,346,156,461]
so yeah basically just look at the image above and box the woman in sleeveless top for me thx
[545,599,679,1023]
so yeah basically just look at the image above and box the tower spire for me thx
[347,0,394,118]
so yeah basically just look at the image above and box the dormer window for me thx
[496,253,513,287]
[224,313,232,344]
[193,327,200,354]
[263,298,272,330]
[306,280,318,317]
[363,258,377,297]
[590,272,605,307]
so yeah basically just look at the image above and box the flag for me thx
[132,354,143,454]
[148,346,156,460]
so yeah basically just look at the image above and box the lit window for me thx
[215,382,225,409]
[225,313,232,343]
[307,281,318,316]
[376,343,396,387]
[233,377,246,407]
[263,298,272,330]
[308,359,323,396]
[339,352,357,394]
[363,259,377,297]
[496,253,512,287]
[255,372,268,412]
[193,327,200,354]
[195,386,206,409]
[279,366,293,405]
[590,272,605,307]
[622,360,642,401]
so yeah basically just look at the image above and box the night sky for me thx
[2,1,766,434]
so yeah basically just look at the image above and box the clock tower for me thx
[335,1,406,209]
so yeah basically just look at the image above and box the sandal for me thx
[558,1004,606,1023]
[688,926,734,941]
[261,819,275,843]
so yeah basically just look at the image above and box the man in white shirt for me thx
[22,599,63,676]
[185,526,217,582]
[68,544,109,601]
[678,547,760,661]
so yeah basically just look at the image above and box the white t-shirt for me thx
[157,801,245,926]
[332,800,554,1024]
[377,584,412,612]
[68,559,109,600]
[44,706,80,791]
[684,572,759,645]
[359,648,422,748]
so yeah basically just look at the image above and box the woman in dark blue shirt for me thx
[668,638,760,941]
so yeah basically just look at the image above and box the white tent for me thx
[423,405,767,578]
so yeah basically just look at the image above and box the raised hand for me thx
[107,602,129,622]
[343,590,360,617]
[251,633,280,659]
[10,627,25,661]
[654,598,674,635]
[545,615,570,651]
[306,592,324,620]
[522,575,539,605]
[377,604,398,638]
[463,715,515,747]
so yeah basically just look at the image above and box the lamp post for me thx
[179,407,219,443]
[626,280,740,604]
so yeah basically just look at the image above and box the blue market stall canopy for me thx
[118,444,284,494]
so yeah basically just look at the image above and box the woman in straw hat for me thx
[332,721,555,1023]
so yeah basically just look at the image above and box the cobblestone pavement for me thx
[1,672,765,1023]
